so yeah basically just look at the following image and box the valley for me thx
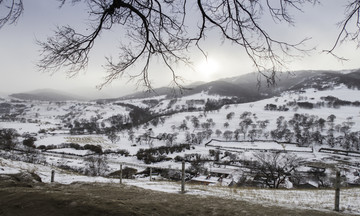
[1,70,360,214]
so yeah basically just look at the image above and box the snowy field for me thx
[1,157,359,215]
[206,140,313,152]
[2,84,360,214]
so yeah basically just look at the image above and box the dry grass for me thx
[0,181,346,216]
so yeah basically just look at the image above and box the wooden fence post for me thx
[120,164,123,184]
[150,167,152,181]
[334,170,340,212]
[51,170,55,183]
[181,160,185,194]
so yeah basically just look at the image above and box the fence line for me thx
[116,161,186,193]
[319,148,360,157]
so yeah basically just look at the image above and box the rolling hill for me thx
[10,89,88,101]
[113,69,360,102]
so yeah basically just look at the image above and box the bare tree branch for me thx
[0,0,23,29]
[4,0,360,90]
[324,0,360,60]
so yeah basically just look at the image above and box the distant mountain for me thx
[101,68,360,103]
[10,89,88,101]
[218,69,360,95]
[285,69,360,91]
[221,70,321,94]
[112,87,175,100]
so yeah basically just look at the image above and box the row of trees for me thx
[270,114,360,150]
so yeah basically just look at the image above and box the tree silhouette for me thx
[1,0,360,89]
[254,152,301,188]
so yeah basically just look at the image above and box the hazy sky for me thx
[1,1,360,98]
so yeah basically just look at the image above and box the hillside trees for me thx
[106,129,120,144]
[223,130,233,141]
[316,118,326,131]
[70,118,101,135]
[136,128,155,146]
[239,118,253,139]
[106,114,127,130]
[226,112,235,120]
[191,116,200,129]
[233,129,241,141]
[157,132,178,146]
[3,1,360,88]
[179,120,188,131]
[215,129,222,138]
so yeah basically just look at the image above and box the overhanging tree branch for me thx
[0,0,23,29]
[1,0,359,90]
[323,0,360,61]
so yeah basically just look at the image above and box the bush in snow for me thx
[22,137,36,148]
[0,128,19,150]
[84,144,103,154]
[84,155,109,176]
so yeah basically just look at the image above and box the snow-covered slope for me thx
[1,80,360,212]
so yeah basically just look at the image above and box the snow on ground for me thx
[142,92,228,113]
[2,85,360,214]
[48,148,91,156]
[1,157,358,214]
[0,157,116,184]
[126,180,360,214]
[36,134,110,147]
[290,85,360,102]
[118,95,167,109]
[207,140,313,152]
[0,122,46,134]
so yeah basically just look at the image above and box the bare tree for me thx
[84,155,109,176]
[1,0,360,89]
[254,152,301,188]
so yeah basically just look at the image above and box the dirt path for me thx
[0,182,345,216]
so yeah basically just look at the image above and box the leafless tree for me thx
[254,151,301,188]
[1,0,360,89]
[84,155,109,176]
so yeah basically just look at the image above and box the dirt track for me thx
[0,181,346,216]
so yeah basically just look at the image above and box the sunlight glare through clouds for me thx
[196,58,220,81]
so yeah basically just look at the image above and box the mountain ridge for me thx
[9,68,360,102]
[111,69,360,102]
[10,88,88,102]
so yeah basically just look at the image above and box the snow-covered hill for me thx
[1,76,360,215]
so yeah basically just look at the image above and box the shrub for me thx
[22,137,36,148]
[84,144,103,154]
[109,167,137,179]
[297,102,314,109]
[136,148,173,164]
[38,145,46,150]
[38,129,47,134]
[116,149,130,156]
[69,143,83,150]
[84,155,108,176]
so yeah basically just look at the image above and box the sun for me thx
[197,58,220,78]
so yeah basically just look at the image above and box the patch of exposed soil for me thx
[0,173,344,216]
